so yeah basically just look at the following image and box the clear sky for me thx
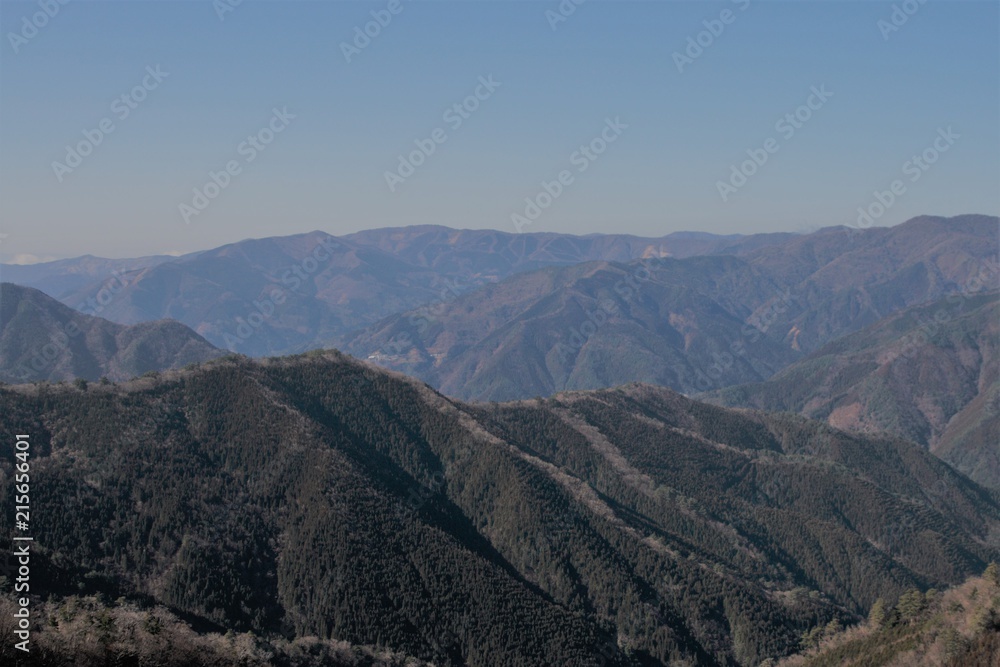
[0,0,997,262]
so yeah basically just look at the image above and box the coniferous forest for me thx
[1,352,997,665]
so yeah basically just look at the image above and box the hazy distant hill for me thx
[0,282,224,383]
[1,352,997,665]
[0,227,796,357]
[341,255,796,401]
[338,224,796,278]
[707,292,1000,490]
[345,215,998,401]
[45,231,449,356]
[743,214,998,353]
[0,253,179,298]
[3,215,994,399]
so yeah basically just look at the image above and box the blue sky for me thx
[0,0,997,262]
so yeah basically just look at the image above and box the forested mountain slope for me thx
[707,291,1000,490]
[1,352,998,665]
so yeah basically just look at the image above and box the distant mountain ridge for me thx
[3,215,995,402]
[344,215,998,401]
[341,254,796,401]
[744,214,998,353]
[0,282,224,383]
[0,253,183,299]
[0,227,801,356]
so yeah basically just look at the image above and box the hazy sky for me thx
[0,0,997,263]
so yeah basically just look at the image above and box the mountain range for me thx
[1,215,998,665]
[3,218,993,386]
[343,215,998,401]
[0,352,997,665]
[341,255,795,400]
[5,216,990,392]
[0,225,806,357]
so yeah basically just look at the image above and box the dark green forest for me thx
[1,352,998,665]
